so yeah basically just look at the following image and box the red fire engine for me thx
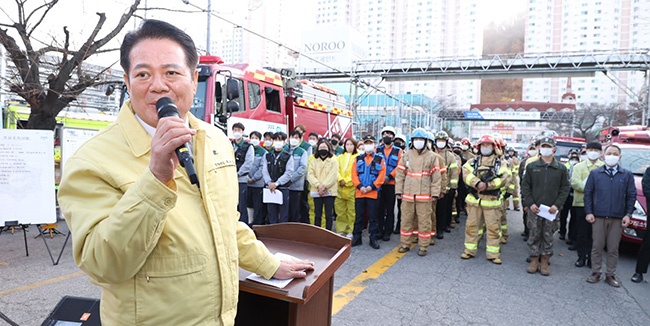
[190,55,353,139]
[600,125,649,244]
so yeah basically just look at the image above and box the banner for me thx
[464,111,541,120]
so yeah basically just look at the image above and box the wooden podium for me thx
[235,223,351,326]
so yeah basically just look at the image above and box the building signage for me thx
[464,111,541,120]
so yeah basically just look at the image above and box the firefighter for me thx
[395,128,443,256]
[461,135,511,264]
[376,126,402,241]
[451,142,466,226]
[426,131,446,241]
[351,135,387,249]
[506,147,522,211]
[460,137,476,161]
[496,138,516,244]
[433,131,459,239]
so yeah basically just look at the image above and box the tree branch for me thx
[26,0,59,37]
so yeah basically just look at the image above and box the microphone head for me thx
[156,97,179,118]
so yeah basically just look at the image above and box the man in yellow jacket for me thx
[57,20,312,325]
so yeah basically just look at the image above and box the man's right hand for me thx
[149,116,196,184]
[269,182,277,192]
[586,214,596,224]
[530,204,540,214]
[396,194,402,200]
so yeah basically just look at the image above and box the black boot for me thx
[631,273,644,283]
[369,238,380,249]
[351,237,362,247]
[575,258,586,267]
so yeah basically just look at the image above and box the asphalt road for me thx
[1,210,648,326]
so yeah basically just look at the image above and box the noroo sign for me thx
[304,41,346,53]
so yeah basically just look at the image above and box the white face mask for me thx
[580,155,587,161]
[289,138,299,147]
[364,143,375,153]
[308,139,317,146]
[480,146,493,156]
[528,149,538,157]
[570,160,578,166]
[413,139,426,150]
[273,141,284,151]
[251,139,260,147]
[539,147,554,157]
[461,144,469,151]
[587,151,601,161]
[263,140,273,148]
[233,132,243,140]
[604,154,619,167]
[436,141,447,149]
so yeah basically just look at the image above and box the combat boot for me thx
[540,255,550,276]
[527,256,539,273]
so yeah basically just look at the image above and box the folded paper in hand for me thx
[263,188,283,204]
[246,253,302,289]
[310,191,332,198]
[538,204,558,222]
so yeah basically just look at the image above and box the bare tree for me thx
[0,0,141,130]
[570,103,622,141]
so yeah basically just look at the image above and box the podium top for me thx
[238,223,351,304]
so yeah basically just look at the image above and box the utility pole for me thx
[206,0,212,54]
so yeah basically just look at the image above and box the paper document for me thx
[263,188,283,204]
[538,204,558,222]
[246,253,303,288]
[310,191,332,198]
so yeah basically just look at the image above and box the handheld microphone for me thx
[156,97,200,188]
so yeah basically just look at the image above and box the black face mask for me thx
[331,140,339,146]
[382,136,392,145]
[394,142,404,149]
[318,149,329,158]
[453,149,461,155]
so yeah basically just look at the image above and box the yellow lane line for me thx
[0,271,85,297]
[332,243,415,316]
[0,262,9,266]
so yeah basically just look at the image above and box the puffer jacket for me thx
[462,154,511,209]
[395,147,443,202]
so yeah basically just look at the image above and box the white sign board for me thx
[61,127,99,174]
[464,111,541,121]
[0,129,56,226]
[298,25,367,72]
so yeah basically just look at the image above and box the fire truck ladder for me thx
[299,49,650,81]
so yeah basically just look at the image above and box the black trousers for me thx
[353,198,379,241]
[575,206,592,260]
[249,187,267,225]
[559,194,573,237]
[289,190,302,222]
[314,196,335,231]
[636,226,650,274]
[457,184,468,215]
[395,198,402,232]
[568,206,579,242]
[436,190,454,234]
[238,182,249,223]
[377,185,396,237]
[300,182,310,223]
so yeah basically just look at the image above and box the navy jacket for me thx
[584,165,636,219]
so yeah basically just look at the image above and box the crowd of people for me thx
[233,122,650,285]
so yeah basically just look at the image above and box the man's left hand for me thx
[549,205,558,214]
[622,215,631,228]
[273,260,315,280]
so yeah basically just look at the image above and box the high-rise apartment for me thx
[523,0,650,106]
[315,0,483,108]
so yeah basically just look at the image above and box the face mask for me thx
[394,142,404,149]
[413,139,426,150]
[570,160,579,166]
[580,155,587,161]
[273,141,284,151]
[251,139,260,147]
[604,154,619,167]
[461,145,469,151]
[528,149,538,157]
[331,140,339,146]
[264,140,273,148]
[233,132,243,140]
[453,149,462,155]
[436,141,446,149]
[318,149,329,158]
[364,143,375,152]
[308,139,317,147]
[480,146,493,156]
[539,148,553,157]
[289,138,299,147]
[587,151,601,161]
[382,136,392,145]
